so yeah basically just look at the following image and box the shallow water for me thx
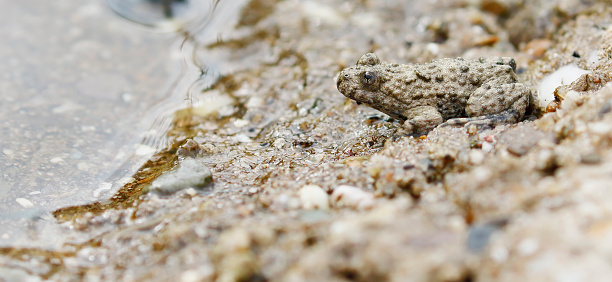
[0,0,239,247]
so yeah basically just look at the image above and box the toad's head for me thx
[336,53,384,105]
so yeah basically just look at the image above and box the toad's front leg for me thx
[401,106,444,134]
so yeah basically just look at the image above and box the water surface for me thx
[0,0,182,247]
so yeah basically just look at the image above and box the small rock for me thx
[473,35,499,47]
[523,38,552,59]
[299,185,329,210]
[50,157,64,164]
[235,134,252,143]
[331,185,375,210]
[176,139,201,158]
[467,219,509,252]
[15,198,34,208]
[273,138,286,149]
[479,0,510,15]
[150,158,213,194]
[184,188,198,197]
[233,119,249,128]
[498,125,555,156]
[546,100,560,112]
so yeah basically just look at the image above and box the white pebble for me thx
[299,185,330,210]
[233,119,249,128]
[184,188,198,197]
[426,43,440,55]
[15,198,34,208]
[273,138,286,149]
[331,185,375,210]
[235,134,252,143]
[50,157,64,164]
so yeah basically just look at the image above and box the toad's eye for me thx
[361,71,377,85]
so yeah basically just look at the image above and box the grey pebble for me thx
[150,158,213,194]
[498,125,555,156]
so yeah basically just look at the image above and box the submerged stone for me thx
[150,158,213,194]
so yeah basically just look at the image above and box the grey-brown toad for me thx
[337,53,531,134]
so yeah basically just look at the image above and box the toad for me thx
[337,53,531,134]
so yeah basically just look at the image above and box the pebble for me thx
[523,38,552,59]
[273,138,286,149]
[50,157,64,164]
[467,219,508,252]
[498,126,555,156]
[150,158,213,194]
[15,198,34,208]
[331,185,375,210]
[299,185,330,210]
[233,119,249,128]
[177,139,201,158]
[235,134,252,143]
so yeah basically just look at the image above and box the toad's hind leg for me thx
[441,82,531,128]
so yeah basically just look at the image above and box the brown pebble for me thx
[546,100,561,112]
[473,35,499,47]
[480,0,509,15]
[524,39,552,59]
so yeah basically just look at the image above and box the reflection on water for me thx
[0,0,243,248]
[106,0,213,31]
